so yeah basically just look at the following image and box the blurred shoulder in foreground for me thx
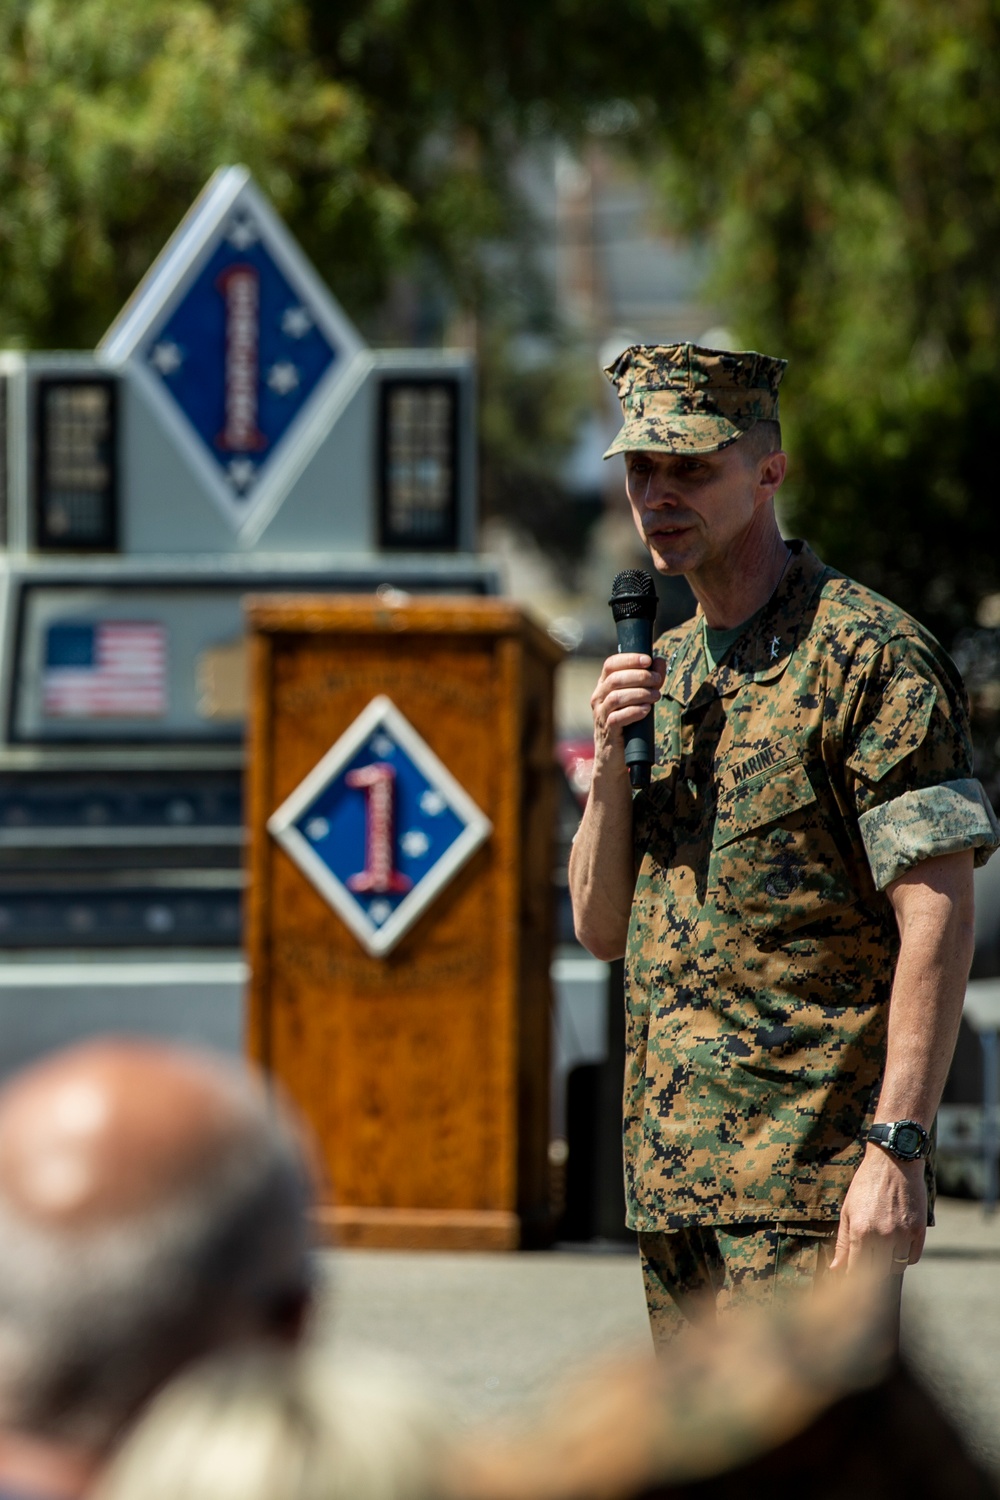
[94,1272,996,1500]
[94,1347,449,1500]
[450,1270,998,1500]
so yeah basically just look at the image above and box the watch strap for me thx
[866,1119,930,1161]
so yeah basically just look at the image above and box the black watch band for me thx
[866,1119,931,1162]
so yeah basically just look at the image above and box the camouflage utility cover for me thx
[626,541,999,1229]
[603,342,787,458]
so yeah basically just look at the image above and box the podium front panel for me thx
[246,596,561,1249]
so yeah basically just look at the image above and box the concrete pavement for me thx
[903,1198,1000,1473]
[315,1198,1000,1470]
[317,1242,650,1430]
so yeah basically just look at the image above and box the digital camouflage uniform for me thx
[602,343,1000,1342]
[639,1220,839,1346]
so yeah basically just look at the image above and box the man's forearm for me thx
[831,849,975,1274]
[876,850,975,1125]
[571,649,665,961]
[568,770,635,961]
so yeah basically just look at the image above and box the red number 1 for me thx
[346,763,413,895]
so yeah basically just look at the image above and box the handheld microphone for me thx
[609,569,659,791]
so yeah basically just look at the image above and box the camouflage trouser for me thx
[638,1221,838,1350]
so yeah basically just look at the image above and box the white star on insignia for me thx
[150,341,183,375]
[419,790,446,817]
[226,458,257,491]
[370,733,394,758]
[368,899,392,926]
[400,829,430,858]
[305,816,330,841]
[267,361,300,395]
[227,215,259,250]
[281,305,313,338]
[770,636,781,659]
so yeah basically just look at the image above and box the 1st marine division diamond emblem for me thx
[267,696,492,957]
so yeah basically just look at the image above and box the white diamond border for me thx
[99,165,368,537]
[266,695,493,958]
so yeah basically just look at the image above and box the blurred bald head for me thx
[0,1040,315,1452]
[0,1041,285,1227]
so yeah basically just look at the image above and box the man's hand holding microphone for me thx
[570,571,663,960]
[591,570,664,787]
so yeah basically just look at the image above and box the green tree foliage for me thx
[639,0,1000,642]
[0,0,637,550]
[303,0,702,296]
[302,0,701,554]
[3,0,997,646]
[0,0,672,346]
[311,0,1000,640]
[0,0,417,348]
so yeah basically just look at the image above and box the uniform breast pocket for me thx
[710,756,855,935]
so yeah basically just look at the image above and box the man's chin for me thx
[646,540,696,575]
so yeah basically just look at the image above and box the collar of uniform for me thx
[662,541,829,707]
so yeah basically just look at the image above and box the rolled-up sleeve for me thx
[844,635,1000,890]
[858,778,1000,890]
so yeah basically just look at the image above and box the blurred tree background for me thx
[0,0,413,346]
[642,0,1000,639]
[630,0,1000,791]
[3,0,1000,752]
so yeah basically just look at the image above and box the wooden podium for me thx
[245,595,563,1250]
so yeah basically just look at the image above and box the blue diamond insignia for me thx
[267,696,492,957]
[99,168,365,531]
[143,224,337,500]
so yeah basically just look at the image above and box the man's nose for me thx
[629,467,675,508]
[643,472,679,507]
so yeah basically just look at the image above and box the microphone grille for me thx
[609,569,658,622]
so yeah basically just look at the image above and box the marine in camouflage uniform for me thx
[571,342,999,1347]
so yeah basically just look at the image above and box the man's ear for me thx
[756,450,787,502]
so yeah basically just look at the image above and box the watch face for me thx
[896,1126,921,1155]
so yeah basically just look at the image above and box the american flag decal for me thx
[42,622,167,719]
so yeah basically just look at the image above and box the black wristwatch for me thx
[866,1119,931,1162]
